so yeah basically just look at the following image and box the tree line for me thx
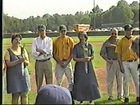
[3,0,139,33]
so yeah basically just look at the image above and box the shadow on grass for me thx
[94,99,139,105]
[95,99,123,104]
[128,101,139,105]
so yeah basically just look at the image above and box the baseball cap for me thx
[38,25,46,31]
[59,25,67,31]
[124,24,133,31]
[35,84,72,104]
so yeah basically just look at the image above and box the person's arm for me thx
[2,60,6,70]
[106,39,119,48]
[65,55,72,64]
[131,37,139,57]
[41,38,53,56]
[89,43,94,60]
[2,60,6,76]
[131,41,137,51]
[31,39,40,58]
[117,54,124,73]
[106,43,117,48]
[73,56,89,62]
[65,38,75,64]
[53,39,61,63]
[100,42,110,62]
[117,50,124,73]
[53,56,61,63]
[23,49,30,66]
[115,40,124,73]
[4,50,24,67]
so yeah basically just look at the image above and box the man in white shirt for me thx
[31,25,53,92]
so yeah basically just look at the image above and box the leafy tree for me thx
[80,16,91,24]
[117,0,134,24]
[130,1,139,25]
[3,0,139,33]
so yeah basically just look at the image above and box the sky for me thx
[3,0,139,19]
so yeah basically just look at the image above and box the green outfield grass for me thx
[3,36,124,45]
[3,36,137,104]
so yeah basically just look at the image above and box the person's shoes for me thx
[80,101,83,103]
[108,96,113,101]
[89,100,92,103]
[89,101,94,104]
[117,96,123,101]
[136,97,140,104]
[69,91,75,105]
[124,97,129,103]
[79,101,83,105]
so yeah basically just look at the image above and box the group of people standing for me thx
[100,24,139,104]
[2,24,139,104]
[31,24,101,104]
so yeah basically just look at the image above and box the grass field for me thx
[3,36,137,104]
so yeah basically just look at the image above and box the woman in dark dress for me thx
[72,31,101,104]
[4,34,30,104]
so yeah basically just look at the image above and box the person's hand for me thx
[38,53,43,56]
[58,61,63,65]
[58,61,65,67]
[83,57,91,62]
[60,61,68,68]
[61,63,68,68]
[36,48,45,54]
[120,65,124,73]
[36,48,42,52]
[3,61,6,70]
[19,58,25,63]
[107,59,113,64]
[106,43,116,47]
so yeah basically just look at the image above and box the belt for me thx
[125,59,137,62]
[108,58,117,60]
[36,58,50,62]
[61,59,67,61]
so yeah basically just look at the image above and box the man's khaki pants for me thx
[35,60,52,92]
[122,61,139,97]
[55,62,73,91]
[106,60,123,98]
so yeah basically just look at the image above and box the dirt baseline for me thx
[30,67,135,95]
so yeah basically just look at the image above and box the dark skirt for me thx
[6,67,30,94]
[72,62,101,101]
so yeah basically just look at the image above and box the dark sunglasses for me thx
[60,30,66,32]
[112,33,117,35]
